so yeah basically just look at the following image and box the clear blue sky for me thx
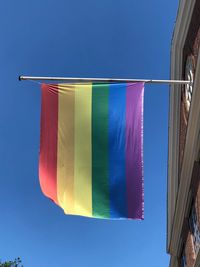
[0,1,178,266]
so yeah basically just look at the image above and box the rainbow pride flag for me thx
[39,82,144,219]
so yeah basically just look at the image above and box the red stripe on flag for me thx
[39,83,58,204]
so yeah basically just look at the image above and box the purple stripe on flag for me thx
[126,82,144,219]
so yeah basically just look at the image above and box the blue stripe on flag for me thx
[108,83,127,218]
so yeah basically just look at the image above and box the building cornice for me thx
[195,247,200,267]
[169,46,200,256]
[169,256,179,267]
[168,0,196,253]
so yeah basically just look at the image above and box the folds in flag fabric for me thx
[39,82,144,219]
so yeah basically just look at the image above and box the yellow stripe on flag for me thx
[57,84,75,214]
[74,84,92,216]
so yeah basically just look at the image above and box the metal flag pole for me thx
[19,75,192,85]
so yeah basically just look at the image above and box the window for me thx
[184,55,194,112]
[189,205,200,255]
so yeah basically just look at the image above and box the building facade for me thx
[168,0,200,266]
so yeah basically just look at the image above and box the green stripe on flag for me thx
[92,84,110,218]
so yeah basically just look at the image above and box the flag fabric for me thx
[39,82,144,219]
